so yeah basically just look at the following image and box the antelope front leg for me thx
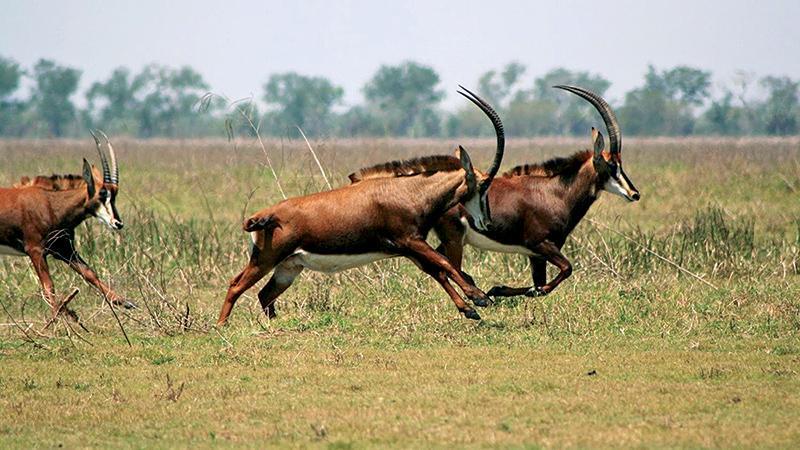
[401,238,492,310]
[432,211,476,285]
[531,257,547,288]
[409,255,481,320]
[54,247,137,309]
[434,239,477,286]
[524,242,571,297]
[27,247,78,321]
[27,248,57,311]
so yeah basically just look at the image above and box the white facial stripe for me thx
[95,197,119,229]
[603,177,631,200]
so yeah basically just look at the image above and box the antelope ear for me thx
[457,145,477,186]
[592,127,605,158]
[82,158,96,199]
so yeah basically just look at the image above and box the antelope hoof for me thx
[525,286,549,297]
[462,309,482,321]
[471,295,492,308]
[114,298,138,309]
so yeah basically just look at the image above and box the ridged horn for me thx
[554,85,621,155]
[456,85,505,182]
[90,129,112,183]
[96,130,119,184]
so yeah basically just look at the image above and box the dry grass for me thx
[0,136,799,448]
[2,340,798,448]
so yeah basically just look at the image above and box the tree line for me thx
[1,55,798,139]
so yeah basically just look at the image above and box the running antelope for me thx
[216,87,504,325]
[0,132,135,318]
[433,85,640,298]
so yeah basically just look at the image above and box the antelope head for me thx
[555,85,640,202]
[456,86,505,230]
[85,130,123,230]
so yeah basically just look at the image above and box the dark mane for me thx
[503,150,593,180]
[348,155,462,183]
[13,174,86,191]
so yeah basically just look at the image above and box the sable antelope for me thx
[433,85,640,298]
[0,132,135,318]
[216,87,504,325]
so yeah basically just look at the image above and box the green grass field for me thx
[1,137,799,448]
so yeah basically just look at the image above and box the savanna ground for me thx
[1,136,799,448]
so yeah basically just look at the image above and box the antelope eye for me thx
[99,189,109,201]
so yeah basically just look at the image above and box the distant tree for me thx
[0,56,26,136]
[698,91,743,135]
[619,65,709,136]
[620,85,680,135]
[477,61,526,108]
[335,105,385,137]
[363,61,444,136]
[532,68,611,104]
[446,62,526,137]
[760,76,799,135]
[409,108,442,137]
[132,64,211,137]
[531,68,612,135]
[262,72,343,136]
[504,97,559,137]
[85,67,145,134]
[444,106,493,138]
[0,56,22,98]
[448,67,611,138]
[662,66,712,106]
[30,59,81,137]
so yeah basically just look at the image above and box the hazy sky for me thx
[2,0,798,109]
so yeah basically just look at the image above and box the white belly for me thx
[288,249,393,273]
[0,245,26,257]
[462,219,535,256]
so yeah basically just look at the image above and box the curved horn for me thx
[554,85,621,155]
[97,130,119,184]
[457,85,505,181]
[90,129,112,183]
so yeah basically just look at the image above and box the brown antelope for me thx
[0,132,135,319]
[433,85,640,298]
[216,87,504,325]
